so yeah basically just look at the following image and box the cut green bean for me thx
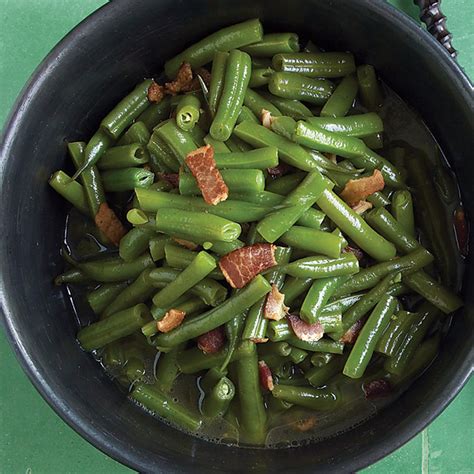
[283,252,359,279]
[203,134,231,153]
[391,190,415,239]
[176,95,201,131]
[147,130,180,173]
[101,167,154,192]
[272,384,338,410]
[154,119,197,163]
[136,96,171,131]
[244,88,282,117]
[48,170,89,216]
[260,92,313,119]
[242,33,299,57]
[237,105,260,124]
[86,282,128,315]
[213,147,278,169]
[357,65,383,111]
[201,376,235,418]
[119,227,156,262]
[307,113,383,137]
[155,346,182,391]
[320,74,358,117]
[117,121,151,146]
[288,336,344,354]
[209,51,229,117]
[305,356,345,387]
[98,144,149,169]
[376,311,417,356]
[249,67,274,88]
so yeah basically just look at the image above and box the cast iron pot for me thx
[1,0,473,472]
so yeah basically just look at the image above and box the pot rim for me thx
[0,0,472,472]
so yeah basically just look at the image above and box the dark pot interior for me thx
[1,0,473,472]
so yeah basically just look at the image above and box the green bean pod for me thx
[86,282,128,315]
[280,276,313,307]
[154,119,197,163]
[391,190,415,238]
[307,113,383,137]
[201,376,236,418]
[98,144,149,170]
[149,235,169,262]
[117,121,151,146]
[154,346,183,392]
[101,167,154,192]
[48,170,89,216]
[244,88,282,117]
[357,65,383,111]
[203,134,231,153]
[305,356,345,387]
[237,105,260,124]
[362,132,384,150]
[310,352,334,368]
[208,51,229,117]
[136,96,171,131]
[272,384,338,410]
[147,130,180,173]
[260,92,313,119]
[376,311,417,356]
[213,147,278,169]
[176,95,201,131]
[283,252,359,279]
[249,67,274,88]
[242,32,299,57]
[288,336,344,354]
[119,227,156,262]
[320,74,358,117]
[367,191,390,208]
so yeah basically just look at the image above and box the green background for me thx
[1,1,472,472]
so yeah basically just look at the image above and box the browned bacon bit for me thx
[293,417,317,432]
[454,207,469,257]
[165,62,193,95]
[250,337,269,343]
[185,145,229,205]
[219,243,277,289]
[352,200,373,215]
[258,360,274,391]
[340,169,385,207]
[264,285,289,321]
[363,379,392,400]
[267,162,291,178]
[340,318,365,344]
[173,238,198,250]
[147,81,165,103]
[287,314,324,342]
[157,309,186,333]
[158,172,179,188]
[261,109,273,129]
[343,245,365,261]
[197,326,226,354]
[94,202,127,247]
[181,67,212,92]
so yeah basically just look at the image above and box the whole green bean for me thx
[268,72,334,105]
[357,65,383,111]
[242,33,299,57]
[244,88,282,117]
[164,19,263,78]
[343,295,397,378]
[280,226,344,259]
[403,270,463,314]
[208,51,229,117]
[201,376,235,418]
[117,121,151,146]
[86,282,128,315]
[283,252,359,279]
[305,356,345,387]
[98,144,149,169]
[101,167,154,192]
[249,67,274,88]
[316,189,396,261]
[320,74,358,117]
[391,190,415,238]
[154,119,197,163]
[78,303,151,351]
[210,49,252,141]
[213,147,278,169]
[131,383,201,432]
[176,95,201,131]
[260,92,313,119]
[155,208,241,243]
[272,384,338,410]
[153,275,271,347]
[48,170,89,215]
[119,227,156,262]
[307,113,383,137]
[376,311,416,356]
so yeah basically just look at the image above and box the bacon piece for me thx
[293,417,317,432]
[454,207,469,257]
[363,378,392,400]
[267,162,291,178]
[173,238,198,250]
[157,309,186,333]
[158,172,179,188]
[340,318,365,344]
[185,145,229,205]
[165,62,194,95]
[147,81,165,103]
[261,109,273,129]
[197,327,226,354]
[181,67,212,92]
[352,200,373,215]
[264,285,289,321]
[258,360,274,391]
[219,243,277,289]
[287,314,324,342]
[250,337,269,343]
[94,202,127,247]
[340,169,385,206]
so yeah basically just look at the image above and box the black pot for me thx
[1,0,473,472]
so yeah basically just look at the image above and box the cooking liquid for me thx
[64,81,464,448]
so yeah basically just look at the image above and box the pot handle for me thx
[414,0,457,58]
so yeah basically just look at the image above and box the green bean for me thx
[288,336,344,354]
[244,88,282,117]
[269,72,334,105]
[305,356,345,387]
[147,130,180,173]
[269,115,297,140]
[256,171,329,242]
[235,341,267,444]
[189,123,206,147]
[203,134,231,153]
[207,239,244,256]
[119,227,155,262]
[155,208,241,243]
[154,119,197,163]
[154,275,271,347]
[174,95,201,132]
[102,268,156,318]
[201,376,235,418]
[362,132,384,150]
[365,207,420,254]
[280,226,344,259]
[323,294,365,314]
[376,311,417,356]
[226,135,252,152]
[154,346,183,392]
[249,67,274,88]
[260,92,312,119]
[357,65,383,111]
[266,172,305,195]
[344,295,397,378]
[179,169,265,196]
[280,276,313,307]
[117,121,151,146]
[403,270,463,314]
[86,282,128,315]
[252,57,272,68]
[283,252,359,279]
[316,189,396,261]
[131,383,201,432]
[54,267,91,285]
[78,303,151,351]
[310,352,334,368]
[77,252,154,282]
[210,49,252,141]
[242,33,299,57]
[320,74,358,117]
[258,341,292,357]
[208,51,229,117]
[301,276,347,324]
[48,170,89,216]
[272,384,338,410]
[288,347,308,364]
[98,144,149,169]
[297,209,327,230]
[136,188,270,223]
[199,366,228,393]
[136,96,171,131]
[266,319,293,342]
[149,235,168,262]
[391,190,415,238]
[164,19,263,78]
[367,191,390,208]
[101,167,154,192]
[213,147,278,169]
[361,147,404,189]
[237,105,260,124]
[152,251,216,308]
[385,302,440,375]
[332,247,433,298]
[307,113,383,137]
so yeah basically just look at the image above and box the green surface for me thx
[0,1,473,472]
